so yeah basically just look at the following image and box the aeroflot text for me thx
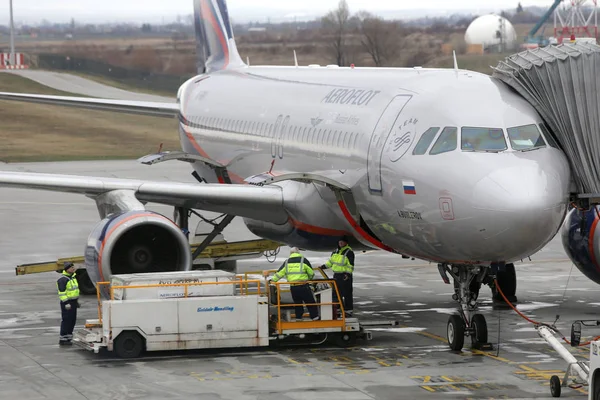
[321,89,381,106]
[197,306,235,312]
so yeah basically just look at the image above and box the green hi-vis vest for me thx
[272,253,314,283]
[326,245,354,274]
[57,271,80,303]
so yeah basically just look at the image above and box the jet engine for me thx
[561,206,600,285]
[84,210,192,296]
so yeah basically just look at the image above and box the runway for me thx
[0,159,598,399]
[1,70,174,102]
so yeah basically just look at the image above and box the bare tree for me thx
[357,11,401,67]
[321,0,350,66]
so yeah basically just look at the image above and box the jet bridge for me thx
[492,41,600,287]
[492,41,600,203]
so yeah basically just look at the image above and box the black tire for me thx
[447,315,465,351]
[215,260,237,272]
[334,332,357,348]
[593,370,600,400]
[492,263,517,302]
[76,269,96,296]
[114,331,144,359]
[550,375,561,397]
[471,314,488,346]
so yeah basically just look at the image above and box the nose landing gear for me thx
[439,263,494,352]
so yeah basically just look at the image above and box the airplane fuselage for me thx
[178,65,571,265]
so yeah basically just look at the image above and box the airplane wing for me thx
[0,171,288,224]
[0,92,179,118]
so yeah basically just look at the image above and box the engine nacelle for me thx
[84,211,192,296]
[562,206,600,285]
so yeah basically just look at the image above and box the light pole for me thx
[9,0,15,65]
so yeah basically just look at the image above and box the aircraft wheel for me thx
[76,269,96,295]
[447,315,465,351]
[492,263,517,302]
[471,314,488,346]
[550,375,561,397]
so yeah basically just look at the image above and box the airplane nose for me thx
[471,164,568,260]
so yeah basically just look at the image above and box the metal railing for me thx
[265,275,347,334]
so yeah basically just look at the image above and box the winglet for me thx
[294,50,299,67]
[194,0,246,73]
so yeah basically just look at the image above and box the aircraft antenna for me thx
[293,50,299,68]
[246,56,250,66]
[453,50,459,78]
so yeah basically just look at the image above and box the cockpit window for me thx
[538,122,559,148]
[461,127,507,152]
[507,124,546,150]
[412,127,440,155]
[430,127,457,155]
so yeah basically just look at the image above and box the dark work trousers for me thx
[290,284,319,320]
[60,300,78,342]
[334,273,354,312]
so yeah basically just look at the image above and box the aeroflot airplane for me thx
[0,0,591,351]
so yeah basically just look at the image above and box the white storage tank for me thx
[110,270,236,300]
[465,14,517,50]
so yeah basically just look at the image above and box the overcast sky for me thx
[0,0,561,24]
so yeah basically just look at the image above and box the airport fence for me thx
[35,53,192,95]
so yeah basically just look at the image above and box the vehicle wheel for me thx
[594,370,600,400]
[471,314,488,346]
[550,375,561,397]
[492,263,517,302]
[76,269,96,295]
[114,331,144,359]
[334,332,357,348]
[447,315,465,351]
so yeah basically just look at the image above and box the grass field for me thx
[0,73,180,163]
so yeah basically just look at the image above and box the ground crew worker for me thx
[270,247,319,321]
[321,235,355,317]
[57,262,80,346]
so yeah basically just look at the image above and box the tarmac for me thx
[0,159,598,400]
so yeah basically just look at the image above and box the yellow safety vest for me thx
[272,253,314,283]
[57,271,80,303]
[325,245,354,274]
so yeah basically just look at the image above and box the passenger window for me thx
[507,124,546,150]
[412,127,440,155]
[461,127,507,152]
[430,127,458,155]
[538,123,559,148]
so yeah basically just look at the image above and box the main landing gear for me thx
[438,264,494,352]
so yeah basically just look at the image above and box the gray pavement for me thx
[0,160,598,399]
[1,70,175,103]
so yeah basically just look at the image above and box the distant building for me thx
[465,14,517,53]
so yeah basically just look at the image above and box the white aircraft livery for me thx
[0,0,589,351]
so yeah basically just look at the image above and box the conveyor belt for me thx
[492,42,600,195]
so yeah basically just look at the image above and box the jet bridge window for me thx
[430,127,457,155]
[412,127,440,155]
[461,127,507,152]
[507,124,546,151]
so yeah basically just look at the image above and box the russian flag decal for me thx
[402,180,416,195]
